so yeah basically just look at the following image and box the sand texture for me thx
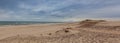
[0,20,120,43]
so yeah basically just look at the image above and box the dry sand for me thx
[0,20,120,43]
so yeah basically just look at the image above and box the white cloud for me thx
[18,2,33,9]
[18,0,84,12]
[0,9,14,19]
[87,5,120,17]
[1,0,120,21]
[68,5,120,18]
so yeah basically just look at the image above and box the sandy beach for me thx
[0,20,120,43]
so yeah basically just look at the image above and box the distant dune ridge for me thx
[0,19,120,43]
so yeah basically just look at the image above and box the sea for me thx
[0,21,63,26]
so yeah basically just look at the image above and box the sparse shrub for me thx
[79,19,106,27]
[66,27,72,29]
[48,33,52,35]
[64,29,69,33]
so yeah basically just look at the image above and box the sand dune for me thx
[0,20,120,43]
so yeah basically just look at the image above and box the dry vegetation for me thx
[0,19,120,43]
[79,19,106,27]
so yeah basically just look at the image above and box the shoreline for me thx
[0,22,66,27]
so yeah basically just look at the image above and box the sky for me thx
[0,0,120,22]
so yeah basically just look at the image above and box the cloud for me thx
[0,9,14,19]
[0,0,120,21]
[69,5,120,18]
